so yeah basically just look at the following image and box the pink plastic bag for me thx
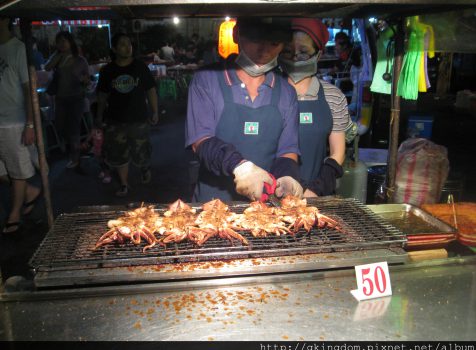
[394,138,449,206]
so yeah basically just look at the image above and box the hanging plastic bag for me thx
[370,26,394,95]
[394,138,449,206]
[396,20,424,100]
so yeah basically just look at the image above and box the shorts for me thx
[0,126,38,179]
[104,122,151,168]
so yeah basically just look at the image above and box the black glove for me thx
[195,137,244,176]
[270,156,300,181]
[305,158,344,196]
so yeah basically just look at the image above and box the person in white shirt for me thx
[0,16,42,234]
[160,42,175,63]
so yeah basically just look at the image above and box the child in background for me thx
[90,102,111,184]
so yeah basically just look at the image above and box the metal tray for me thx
[366,204,457,250]
[367,204,456,235]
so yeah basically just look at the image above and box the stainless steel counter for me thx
[1,256,475,341]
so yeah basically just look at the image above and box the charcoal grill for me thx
[30,198,407,288]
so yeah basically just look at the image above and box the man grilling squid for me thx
[185,17,303,203]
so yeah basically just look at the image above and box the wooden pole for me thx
[20,19,54,228]
[386,19,405,203]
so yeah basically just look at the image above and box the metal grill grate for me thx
[30,198,406,272]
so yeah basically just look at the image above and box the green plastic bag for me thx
[370,27,395,95]
[397,22,424,100]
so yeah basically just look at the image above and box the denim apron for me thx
[193,71,283,202]
[298,79,333,183]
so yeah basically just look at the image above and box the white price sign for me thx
[351,261,392,301]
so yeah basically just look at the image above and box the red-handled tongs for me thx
[260,174,280,207]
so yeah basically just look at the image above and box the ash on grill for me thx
[30,197,405,272]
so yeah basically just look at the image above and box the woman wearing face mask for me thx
[279,18,350,197]
[186,17,303,202]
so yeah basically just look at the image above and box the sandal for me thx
[2,222,21,234]
[23,189,43,216]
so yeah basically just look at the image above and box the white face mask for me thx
[279,54,319,84]
[235,48,278,77]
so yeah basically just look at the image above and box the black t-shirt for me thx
[97,59,155,123]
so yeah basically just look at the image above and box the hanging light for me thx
[173,17,180,25]
[218,19,239,59]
